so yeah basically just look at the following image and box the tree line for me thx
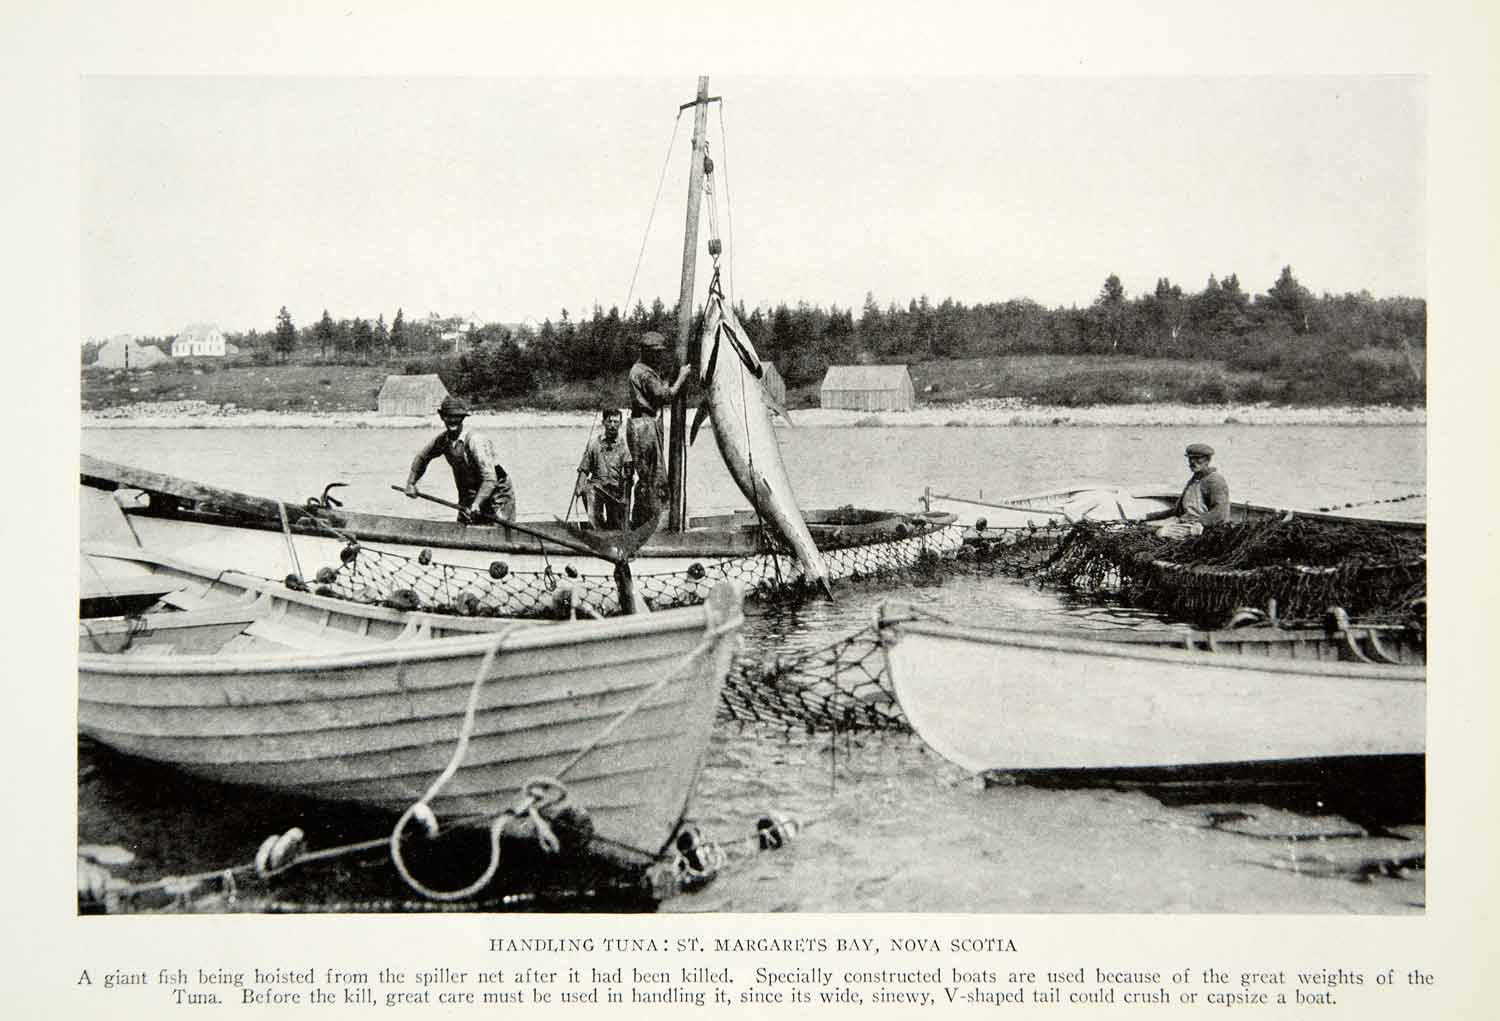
[86,266,1425,405]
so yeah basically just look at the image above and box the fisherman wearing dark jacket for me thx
[404,396,516,522]
[1140,442,1230,538]
[626,331,690,528]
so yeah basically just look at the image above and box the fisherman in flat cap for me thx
[403,395,517,523]
[1139,442,1230,538]
[626,330,691,528]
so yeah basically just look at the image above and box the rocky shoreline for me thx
[80,398,1426,430]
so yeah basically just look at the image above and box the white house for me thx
[172,322,227,357]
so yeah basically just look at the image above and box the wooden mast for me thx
[667,77,711,533]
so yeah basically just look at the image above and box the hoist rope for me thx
[715,99,735,307]
[623,109,685,314]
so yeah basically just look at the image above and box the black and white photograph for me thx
[75,70,1430,916]
[6,1,1496,1016]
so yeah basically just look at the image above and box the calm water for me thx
[79,423,1427,913]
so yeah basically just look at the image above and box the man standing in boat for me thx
[1139,442,1230,538]
[403,396,516,523]
[627,330,691,528]
[575,407,634,530]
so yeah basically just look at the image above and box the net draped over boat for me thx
[305,524,970,618]
[1033,518,1427,626]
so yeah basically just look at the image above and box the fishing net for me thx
[1033,518,1427,627]
[949,521,1074,577]
[720,625,908,733]
[302,524,971,618]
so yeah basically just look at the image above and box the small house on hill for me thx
[378,374,450,417]
[819,364,915,412]
[172,323,226,358]
[93,336,168,370]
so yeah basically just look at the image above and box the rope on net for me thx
[1031,518,1427,627]
[296,521,982,618]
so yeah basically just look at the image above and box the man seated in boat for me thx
[575,407,633,530]
[403,396,517,523]
[627,330,691,528]
[1138,442,1230,538]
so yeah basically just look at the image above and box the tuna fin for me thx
[689,399,712,445]
[763,385,793,425]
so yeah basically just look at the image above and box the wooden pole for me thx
[667,76,710,533]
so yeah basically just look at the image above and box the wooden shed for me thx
[377,374,450,417]
[819,364,915,411]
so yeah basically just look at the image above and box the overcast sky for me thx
[82,74,1424,340]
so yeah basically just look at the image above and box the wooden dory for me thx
[880,607,1424,773]
[920,484,1425,534]
[79,571,743,863]
[81,455,959,615]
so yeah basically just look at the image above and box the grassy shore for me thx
[81,399,1425,430]
[81,355,1425,430]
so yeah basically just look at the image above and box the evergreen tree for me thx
[273,306,297,361]
[390,308,406,352]
[315,310,335,360]
[351,317,373,364]
[1265,265,1311,333]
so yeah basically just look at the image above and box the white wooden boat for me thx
[79,563,744,869]
[879,605,1424,773]
[920,484,1425,535]
[82,458,959,617]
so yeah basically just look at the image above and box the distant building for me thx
[377,374,450,417]
[819,364,915,412]
[172,323,226,357]
[93,335,168,370]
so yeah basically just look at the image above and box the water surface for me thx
[79,422,1427,913]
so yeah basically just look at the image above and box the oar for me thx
[396,482,612,557]
[391,486,661,566]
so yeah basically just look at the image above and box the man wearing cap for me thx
[403,396,517,523]
[1139,443,1230,538]
[626,330,691,528]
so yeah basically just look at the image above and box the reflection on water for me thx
[77,424,1426,913]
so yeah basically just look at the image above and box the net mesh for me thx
[306,524,973,618]
[720,625,907,733]
[288,516,1425,736]
[1033,518,1427,626]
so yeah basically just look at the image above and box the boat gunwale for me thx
[885,617,1425,682]
[923,482,1424,532]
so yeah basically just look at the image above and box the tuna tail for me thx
[816,575,835,601]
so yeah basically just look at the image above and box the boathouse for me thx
[93,336,168,370]
[172,323,227,357]
[818,364,915,412]
[377,374,450,417]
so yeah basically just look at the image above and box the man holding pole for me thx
[626,331,690,528]
[403,396,516,522]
